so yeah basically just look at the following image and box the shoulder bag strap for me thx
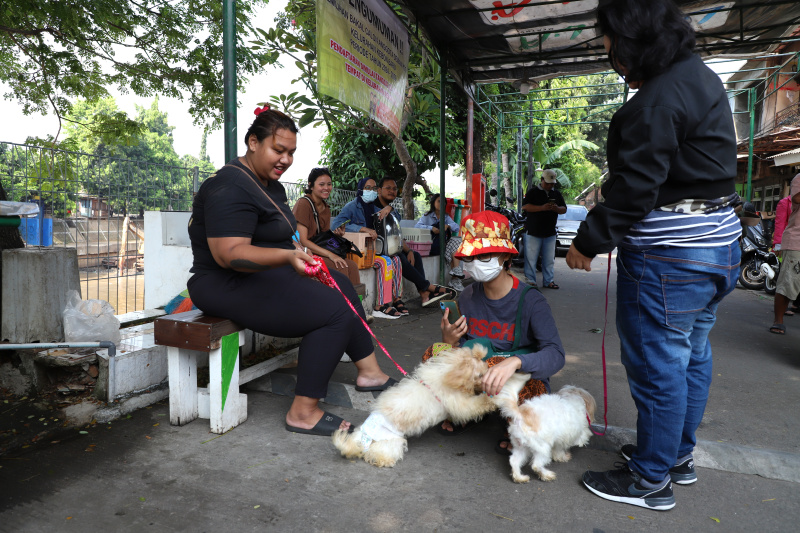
[301,195,321,234]
[511,283,532,351]
[224,163,297,236]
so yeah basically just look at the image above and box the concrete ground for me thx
[1,255,799,532]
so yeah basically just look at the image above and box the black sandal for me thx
[495,438,512,456]
[436,420,478,436]
[393,299,410,315]
[373,303,402,319]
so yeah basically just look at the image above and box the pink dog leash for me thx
[304,256,410,377]
[587,252,611,436]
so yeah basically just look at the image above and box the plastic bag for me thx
[63,290,121,345]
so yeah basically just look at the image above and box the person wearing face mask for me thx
[434,211,565,448]
[331,177,387,238]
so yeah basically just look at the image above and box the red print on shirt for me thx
[469,318,515,341]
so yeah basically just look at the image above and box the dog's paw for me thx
[536,470,557,482]
[552,450,572,462]
[512,473,531,483]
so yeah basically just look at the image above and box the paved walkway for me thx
[1,257,799,531]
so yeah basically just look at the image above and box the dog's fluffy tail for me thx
[493,372,530,420]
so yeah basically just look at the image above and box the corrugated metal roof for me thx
[399,0,800,86]
[768,147,800,159]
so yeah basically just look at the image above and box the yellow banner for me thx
[317,0,409,136]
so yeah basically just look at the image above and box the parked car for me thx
[556,204,588,253]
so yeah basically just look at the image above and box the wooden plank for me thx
[116,308,166,328]
[239,348,299,385]
[154,310,242,351]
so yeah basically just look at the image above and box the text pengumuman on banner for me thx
[317,0,409,136]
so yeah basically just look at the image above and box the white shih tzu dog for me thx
[494,380,596,483]
[333,344,511,468]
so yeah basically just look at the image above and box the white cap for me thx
[541,169,557,183]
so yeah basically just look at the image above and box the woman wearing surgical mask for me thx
[435,211,565,453]
[331,177,391,238]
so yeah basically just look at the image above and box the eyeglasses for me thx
[382,186,398,192]
[363,185,378,191]
[460,254,500,263]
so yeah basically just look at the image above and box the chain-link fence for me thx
[1,141,406,313]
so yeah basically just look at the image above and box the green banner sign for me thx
[317,0,409,136]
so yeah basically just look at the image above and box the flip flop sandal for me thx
[769,323,786,335]
[495,438,512,456]
[285,411,353,436]
[544,282,560,289]
[422,290,449,307]
[355,377,399,392]
[373,303,402,319]
[436,419,479,436]
[393,299,410,315]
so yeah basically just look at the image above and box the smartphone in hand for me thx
[337,219,350,229]
[440,300,461,324]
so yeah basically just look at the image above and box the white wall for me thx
[144,211,194,309]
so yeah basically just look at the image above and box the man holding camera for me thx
[522,169,567,289]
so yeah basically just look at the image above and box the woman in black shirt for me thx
[187,107,392,436]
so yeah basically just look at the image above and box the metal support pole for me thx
[439,53,447,283]
[516,128,523,213]
[746,87,756,202]
[466,98,474,182]
[223,0,238,163]
[496,116,502,207]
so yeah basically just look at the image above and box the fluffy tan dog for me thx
[495,380,596,483]
[332,344,498,468]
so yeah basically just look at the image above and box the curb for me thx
[246,375,800,485]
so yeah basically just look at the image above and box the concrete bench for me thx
[154,310,297,434]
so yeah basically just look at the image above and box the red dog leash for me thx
[587,252,611,436]
[304,256,410,377]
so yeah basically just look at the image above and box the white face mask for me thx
[463,256,503,283]
[362,190,378,203]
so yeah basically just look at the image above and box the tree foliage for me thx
[63,97,203,213]
[0,0,270,138]
[484,73,623,207]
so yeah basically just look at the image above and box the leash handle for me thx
[304,257,409,377]
[588,252,611,436]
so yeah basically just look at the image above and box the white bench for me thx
[154,310,297,434]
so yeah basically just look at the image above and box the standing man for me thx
[522,169,566,289]
[770,173,800,334]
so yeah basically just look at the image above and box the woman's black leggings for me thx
[188,266,374,398]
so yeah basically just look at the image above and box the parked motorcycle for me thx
[738,205,778,292]
[485,190,527,265]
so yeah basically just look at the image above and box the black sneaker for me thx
[583,462,675,511]
[620,444,697,485]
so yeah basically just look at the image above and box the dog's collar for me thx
[418,379,443,404]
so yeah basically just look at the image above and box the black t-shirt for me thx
[522,186,566,238]
[188,159,297,273]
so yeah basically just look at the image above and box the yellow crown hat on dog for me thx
[454,210,518,258]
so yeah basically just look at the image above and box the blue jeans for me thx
[524,234,556,285]
[616,244,740,482]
